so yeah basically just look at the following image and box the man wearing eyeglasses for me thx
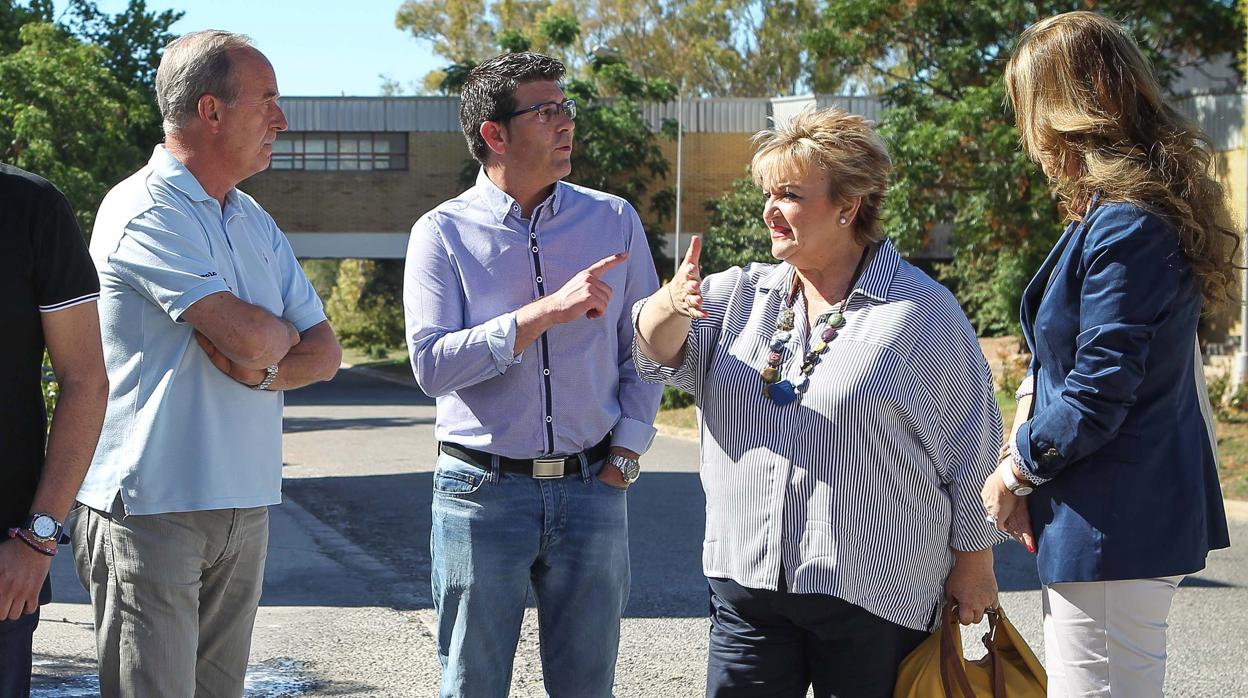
[404,51,661,697]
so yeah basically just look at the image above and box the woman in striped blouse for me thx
[633,107,1007,697]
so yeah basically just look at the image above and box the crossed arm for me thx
[182,291,341,390]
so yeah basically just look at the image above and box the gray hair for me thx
[156,30,254,135]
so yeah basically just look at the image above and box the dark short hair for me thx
[459,52,566,163]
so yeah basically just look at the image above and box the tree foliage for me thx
[806,0,1243,335]
[0,1,179,231]
[0,23,151,232]
[701,175,771,274]
[395,0,832,96]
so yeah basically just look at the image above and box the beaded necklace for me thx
[762,245,872,405]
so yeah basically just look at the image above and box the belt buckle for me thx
[532,457,565,479]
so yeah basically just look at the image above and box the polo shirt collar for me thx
[754,239,901,302]
[475,168,566,222]
[150,145,214,204]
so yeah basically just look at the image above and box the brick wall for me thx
[241,132,469,234]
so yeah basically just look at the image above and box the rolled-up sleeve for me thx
[632,267,737,397]
[611,209,662,454]
[1016,213,1181,481]
[404,215,522,397]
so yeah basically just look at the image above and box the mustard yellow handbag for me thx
[894,604,1046,698]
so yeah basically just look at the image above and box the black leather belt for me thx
[439,437,611,479]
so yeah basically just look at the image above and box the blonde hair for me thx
[1005,11,1239,308]
[751,107,892,246]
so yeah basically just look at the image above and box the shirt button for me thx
[532,246,539,253]
[536,276,543,283]
[546,416,553,423]
[531,233,537,239]
[543,369,550,376]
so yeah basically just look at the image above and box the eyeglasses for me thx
[503,99,577,123]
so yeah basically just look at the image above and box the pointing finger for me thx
[586,253,628,276]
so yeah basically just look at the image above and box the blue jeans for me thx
[431,451,630,698]
[0,575,51,698]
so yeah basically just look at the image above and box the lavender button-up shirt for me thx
[404,169,661,459]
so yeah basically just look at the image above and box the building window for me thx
[271,132,408,171]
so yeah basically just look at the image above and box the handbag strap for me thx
[938,604,979,698]
[981,608,1007,698]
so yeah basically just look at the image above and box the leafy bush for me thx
[324,258,406,355]
[661,385,694,410]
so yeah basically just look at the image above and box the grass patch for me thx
[341,346,408,368]
[655,391,1248,500]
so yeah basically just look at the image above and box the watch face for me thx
[621,460,640,482]
[31,515,57,538]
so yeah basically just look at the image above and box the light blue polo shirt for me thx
[79,146,326,515]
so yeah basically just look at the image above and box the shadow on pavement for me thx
[281,469,1067,614]
[282,471,711,617]
[283,415,434,433]
[285,367,433,408]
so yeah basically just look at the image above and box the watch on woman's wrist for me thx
[999,460,1034,496]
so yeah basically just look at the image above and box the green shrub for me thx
[660,385,694,410]
[324,258,405,354]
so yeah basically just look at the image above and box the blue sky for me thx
[52,0,442,96]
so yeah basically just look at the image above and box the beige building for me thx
[243,91,1244,280]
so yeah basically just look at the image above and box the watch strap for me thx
[253,363,279,391]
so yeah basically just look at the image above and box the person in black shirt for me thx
[0,163,108,697]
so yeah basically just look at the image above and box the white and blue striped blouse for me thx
[633,240,1008,631]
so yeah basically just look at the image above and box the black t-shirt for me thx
[0,163,99,528]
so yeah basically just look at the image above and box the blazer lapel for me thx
[1021,220,1077,352]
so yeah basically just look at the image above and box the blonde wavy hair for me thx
[751,107,892,246]
[1005,11,1239,308]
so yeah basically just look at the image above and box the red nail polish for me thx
[1026,543,1036,554]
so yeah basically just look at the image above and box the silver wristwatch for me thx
[999,459,1034,496]
[253,364,279,391]
[608,454,641,484]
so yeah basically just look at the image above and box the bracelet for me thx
[7,527,56,556]
[666,284,680,314]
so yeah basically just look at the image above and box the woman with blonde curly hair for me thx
[634,107,1007,696]
[983,11,1234,697]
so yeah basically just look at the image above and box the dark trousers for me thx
[706,577,928,698]
[0,576,51,698]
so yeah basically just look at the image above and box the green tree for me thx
[396,0,831,97]
[701,174,770,274]
[0,22,152,231]
[1,0,179,230]
[806,1,1242,335]
[325,259,407,355]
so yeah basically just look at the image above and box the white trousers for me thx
[1042,575,1184,698]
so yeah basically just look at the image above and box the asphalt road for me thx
[31,367,1248,696]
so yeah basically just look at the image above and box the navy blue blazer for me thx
[1017,199,1230,584]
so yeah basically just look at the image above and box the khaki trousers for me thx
[69,498,269,698]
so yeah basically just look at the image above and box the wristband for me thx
[7,527,56,556]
